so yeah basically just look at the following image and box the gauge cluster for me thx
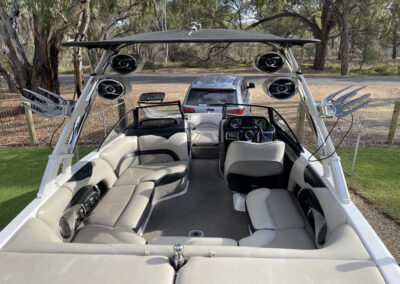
[224,116,275,143]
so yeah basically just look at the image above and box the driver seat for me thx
[224,140,285,193]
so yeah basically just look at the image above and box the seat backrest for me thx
[63,158,117,192]
[224,141,285,178]
[99,136,140,176]
[139,132,189,164]
[188,113,222,130]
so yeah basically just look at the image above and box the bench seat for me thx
[176,257,385,284]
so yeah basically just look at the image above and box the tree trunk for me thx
[337,38,342,60]
[0,64,18,93]
[392,23,398,59]
[0,8,32,92]
[73,4,90,98]
[312,2,336,71]
[163,0,168,63]
[340,0,350,76]
[87,49,100,71]
[313,39,329,70]
[31,16,59,93]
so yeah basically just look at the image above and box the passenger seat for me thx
[188,113,221,146]
[239,188,315,249]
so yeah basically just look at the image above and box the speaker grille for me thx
[97,79,126,100]
[254,52,284,73]
[264,77,297,100]
[111,54,140,74]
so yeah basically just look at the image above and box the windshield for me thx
[186,89,237,106]
[138,102,183,120]
[223,103,302,152]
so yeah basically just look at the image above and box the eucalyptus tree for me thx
[0,0,90,94]
[389,0,400,58]
[248,0,338,71]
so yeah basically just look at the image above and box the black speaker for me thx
[97,78,131,100]
[254,52,285,73]
[111,54,141,74]
[263,77,297,100]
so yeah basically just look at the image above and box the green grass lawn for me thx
[338,146,400,222]
[0,146,96,229]
[0,146,399,230]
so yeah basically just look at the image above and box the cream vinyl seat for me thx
[0,252,175,284]
[188,113,222,146]
[73,182,154,244]
[176,257,385,284]
[240,187,315,249]
[100,134,189,187]
[114,161,187,187]
[224,141,285,178]
[246,188,304,230]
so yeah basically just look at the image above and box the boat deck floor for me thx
[143,159,249,241]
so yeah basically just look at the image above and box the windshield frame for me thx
[222,103,303,152]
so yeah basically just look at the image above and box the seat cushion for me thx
[150,236,237,246]
[73,224,146,244]
[88,182,154,230]
[246,188,304,230]
[176,257,385,284]
[191,128,219,146]
[0,252,174,284]
[115,161,188,186]
[238,228,315,249]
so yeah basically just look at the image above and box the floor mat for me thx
[143,159,249,241]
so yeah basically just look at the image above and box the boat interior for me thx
[0,102,385,283]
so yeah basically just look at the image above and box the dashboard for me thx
[223,116,275,143]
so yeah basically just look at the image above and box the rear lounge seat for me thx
[176,257,385,284]
[0,252,175,284]
[1,132,191,247]
[101,134,189,187]
[73,133,190,243]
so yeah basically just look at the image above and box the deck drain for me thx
[189,230,204,237]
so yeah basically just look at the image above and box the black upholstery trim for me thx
[154,168,188,186]
[227,173,286,194]
[114,152,140,175]
[125,125,185,138]
[297,188,325,217]
[140,149,180,161]
[245,201,256,233]
[133,189,155,232]
[69,162,93,182]
[304,165,326,187]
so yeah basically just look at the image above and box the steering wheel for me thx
[239,123,263,143]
